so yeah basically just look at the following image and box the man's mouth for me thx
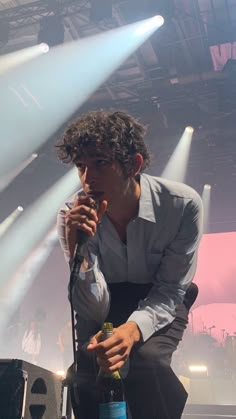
[87,191,104,199]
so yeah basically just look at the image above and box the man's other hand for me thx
[87,321,141,372]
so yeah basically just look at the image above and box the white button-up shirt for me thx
[57,174,203,344]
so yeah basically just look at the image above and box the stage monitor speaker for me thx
[0,359,62,419]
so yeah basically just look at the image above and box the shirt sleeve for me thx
[128,193,204,342]
[57,207,71,263]
[56,206,110,339]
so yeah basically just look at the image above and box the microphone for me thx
[72,195,99,267]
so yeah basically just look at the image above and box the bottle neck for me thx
[100,323,121,379]
[100,369,121,379]
[102,330,113,339]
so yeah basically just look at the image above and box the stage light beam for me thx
[0,44,49,76]
[135,15,164,36]
[202,184,212,233]
[0,153,38,192]
[0,15,164,180]
[161,126,194,182]
[0,227,58,333]
[0,206,24,238]
[0,167,79,333]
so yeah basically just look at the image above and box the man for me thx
[22,320,41,365]
[56,110,203,419]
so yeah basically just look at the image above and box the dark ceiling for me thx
[1,0,236,114]
[0,0,236,232]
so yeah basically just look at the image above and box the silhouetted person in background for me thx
[58,321,72,369]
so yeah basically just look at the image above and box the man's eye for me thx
[96,160,108,166]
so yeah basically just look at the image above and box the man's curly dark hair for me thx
[56,110,151,175]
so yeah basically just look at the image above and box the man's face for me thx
[74,153,129,205]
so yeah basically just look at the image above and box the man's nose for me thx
[83,166,97,183]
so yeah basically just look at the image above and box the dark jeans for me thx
[68,282,198,419]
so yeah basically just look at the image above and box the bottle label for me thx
[99,401,127,419]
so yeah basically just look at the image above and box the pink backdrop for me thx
[191,232,236,343]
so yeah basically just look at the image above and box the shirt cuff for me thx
[127,310,156,342]
[128,309,175,342]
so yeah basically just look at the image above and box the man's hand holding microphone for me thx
[65,195,107,262]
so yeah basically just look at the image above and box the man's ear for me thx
[129,153,143,176]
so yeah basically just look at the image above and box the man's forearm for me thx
[71,257,110,327]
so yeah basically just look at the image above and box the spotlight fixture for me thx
[39,43,50,53]
[150,0,176,20]
[38,16,64,47]
[185,126,194,134]
[135,0,175,21]
[135,15,164,36]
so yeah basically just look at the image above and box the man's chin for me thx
[87,191,105,201]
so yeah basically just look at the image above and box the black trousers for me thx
[69,282,198,419]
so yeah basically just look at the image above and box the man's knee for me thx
[131,336,179,370]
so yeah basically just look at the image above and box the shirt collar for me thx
[138,173,157,223]
[66,175,158,223]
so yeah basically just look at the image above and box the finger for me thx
[69,206,98,222]
[77,222,96,237]
[81,196,99,213]
[109,360,127,372]
[97,343,129,362]
[96,334,122,352]
[87,337,97,350]
[76,214,97,225]
[75,195,95,207]
[95,330,103,343]
[65,214,97,228]
[97,355,128,371]
[78,218,97,230]
[101,344,127,359]
[87,207,99,223]
[66,212,97,229]
[87,331,102,350]
[97,354,121,368]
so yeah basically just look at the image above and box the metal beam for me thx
[0,0,91,29]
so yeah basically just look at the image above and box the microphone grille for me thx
[88,195,99,212]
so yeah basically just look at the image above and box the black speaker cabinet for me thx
[0,359,63,419]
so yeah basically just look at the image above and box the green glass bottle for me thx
[96,322,127,419]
